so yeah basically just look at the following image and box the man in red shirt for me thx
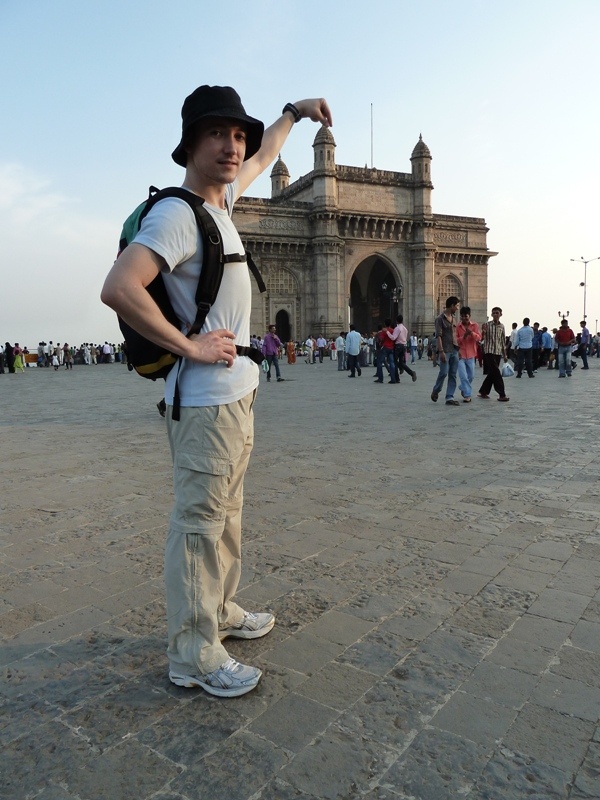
[554,319,576,377]
[374,318,396,383]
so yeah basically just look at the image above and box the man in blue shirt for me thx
[532,322,542,370]
[580,321,590,370]
[345,324,363,377]
[515,317,535,378]
[541,327,553,367]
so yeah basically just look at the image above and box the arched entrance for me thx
[349,257,403,334]
[275,309,291,343]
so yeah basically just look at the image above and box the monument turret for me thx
[270,154,290,198]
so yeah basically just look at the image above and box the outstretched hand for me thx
[295,98,333,128]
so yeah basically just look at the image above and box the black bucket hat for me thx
[171,85,264,167]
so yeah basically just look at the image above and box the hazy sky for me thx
[1,0,599,347]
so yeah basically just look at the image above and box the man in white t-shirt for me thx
[335,331,346,371]
[316,335,327,363]
[102,86,332,698]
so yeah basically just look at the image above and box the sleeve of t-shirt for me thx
[133,198,198,272]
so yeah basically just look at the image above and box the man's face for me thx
[460,312,471,325]
[188,119,247,185]
[268,327,276,335]
[449,303,459,315]
[491,310,502,321]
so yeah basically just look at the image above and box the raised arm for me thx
[236,98,332,198]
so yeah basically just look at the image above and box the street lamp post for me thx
[570,255,600,321]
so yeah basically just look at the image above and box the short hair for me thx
[460,306,471,316]
[396,314,403,323]
[446,296,460,308]
[349,324,356,331]
[580,320,586,326]
[523,317,530,326]
[491,306,502,314]
[384,318,392,327]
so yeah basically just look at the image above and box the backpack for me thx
[117,186,266,419]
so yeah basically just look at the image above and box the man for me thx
[261,324,284,382]
[579,321,590,369]
[335,331,346,371]
[316,334,327,363]
[375,319,396,383]
[532,322,542,371]
[409,331,418,363]
[431,296,460,405]
[45,341,54,367]
[555,318,576,377]
[345,324,363,377]
[477,306,509,401]
[508,322,518,364]
[366,333,374,365]
[540,327,553,367]
[387,314,417,383]
[515,317,535,378]
[305,335,314,364]
[456,306,481,402]
[102,85,332,697]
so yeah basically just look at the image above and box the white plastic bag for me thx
[501,362,514,378]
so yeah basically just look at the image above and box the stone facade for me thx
[233,129,496,342]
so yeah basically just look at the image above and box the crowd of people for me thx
[0,341,128,372]
[247,303,599,402]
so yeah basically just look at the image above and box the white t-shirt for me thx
[133,181,259,407]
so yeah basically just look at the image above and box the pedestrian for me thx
[477,306,509,401]
[515,317,535,378]
[335,331,346,371]
[387,314,417,383]
[285,340,296,364]
[555,318,576,377]
[579,321,590,370]
[102,85,332,697]
[431,296,460,405]
[456,306,481,402]
[13,343,25,373]
[4,342,15,373]
[375,319,396,383]
[345,324,363,377]
[262,324,284,382]
[305,335,314,364]
[316,335,327,363]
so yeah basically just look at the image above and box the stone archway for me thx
[275,309,291,343]
[349,256,403,335]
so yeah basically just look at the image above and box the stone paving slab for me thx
[1,359,600,799]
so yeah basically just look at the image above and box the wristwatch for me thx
[282,102,302,123]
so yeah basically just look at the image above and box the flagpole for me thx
[370,103,373,168]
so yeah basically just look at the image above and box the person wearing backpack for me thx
[101,85,332,698]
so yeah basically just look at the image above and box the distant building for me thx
[234,128,496,342]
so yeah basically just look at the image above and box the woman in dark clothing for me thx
[4,342,15,373]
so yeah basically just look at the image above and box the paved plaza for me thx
[1,356,600,799]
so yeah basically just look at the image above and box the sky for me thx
[1,0,599,347]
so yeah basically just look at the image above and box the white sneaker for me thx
[169,658,261,697]
[219,611,275,641]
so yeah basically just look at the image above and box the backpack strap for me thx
[140,186,266,419]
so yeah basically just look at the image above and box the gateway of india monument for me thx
[233,127,496,342]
